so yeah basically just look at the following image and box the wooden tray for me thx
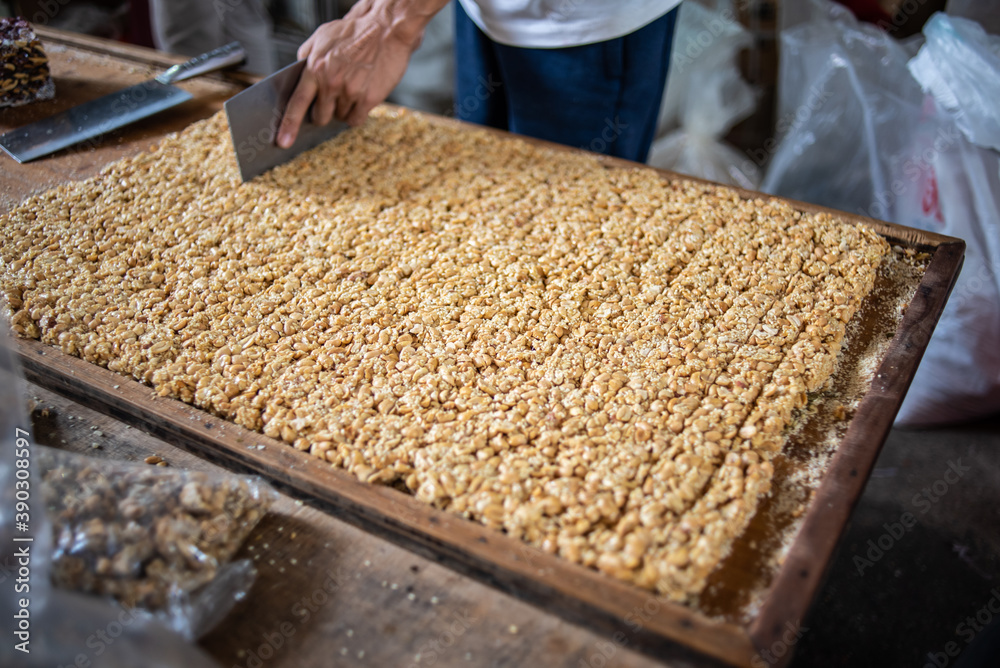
[2,30,965,668]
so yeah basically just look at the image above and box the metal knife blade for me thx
[225,60,350,182]
[0,81,191,163]
[0,42,245,163]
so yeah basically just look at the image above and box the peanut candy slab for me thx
[0,109,889,602]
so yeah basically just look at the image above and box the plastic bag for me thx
[759,0,925,212]
[760,3,1000,425]
[893,14,1000,425]
[39,445,277,638]
[648,1,761,188]
[908,14,1000,152]
[0,314,53,659]
[945,0,1000,36]
[0,318,268,666]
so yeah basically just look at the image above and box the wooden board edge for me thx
[34,25,260,87]
[14,336,757,667]
[746,240,965,665]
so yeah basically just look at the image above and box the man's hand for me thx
[277,0,447,148]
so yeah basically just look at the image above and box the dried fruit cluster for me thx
[0,17,54,107]
[1,109,888,601]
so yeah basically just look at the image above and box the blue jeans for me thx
[454,4,678,163]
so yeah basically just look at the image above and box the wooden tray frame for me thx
[12,207,964,668]
[6,29,965,668]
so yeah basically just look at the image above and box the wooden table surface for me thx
[1,28,681,668]
[5,25,979,668]
[26,381,673,668]
[0,30,252,214]
[3,26,996,668]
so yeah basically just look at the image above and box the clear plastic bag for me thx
[894,14,1000,425]
[1,319,274,666]
[760,3,1000,425]
[759,0,925,212]
[648,1,761,188]
[945,0,1000,36]
[0,315,53,664]
[908,13,1000,152]
[39,445,277,638]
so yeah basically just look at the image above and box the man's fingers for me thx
[335,71,368,126]
[297,32,316,61]
[334,88,355,125]
[311,84,335,127]
[345,99,371,127]
[278,73,318,149]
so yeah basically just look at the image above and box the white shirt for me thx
[457,0,683,49]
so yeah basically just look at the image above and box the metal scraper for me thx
[225,60,350,182]
[0,42,246,163]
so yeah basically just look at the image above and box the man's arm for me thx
[277,0,451,148]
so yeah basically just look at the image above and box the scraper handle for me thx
[156,42,247,85]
